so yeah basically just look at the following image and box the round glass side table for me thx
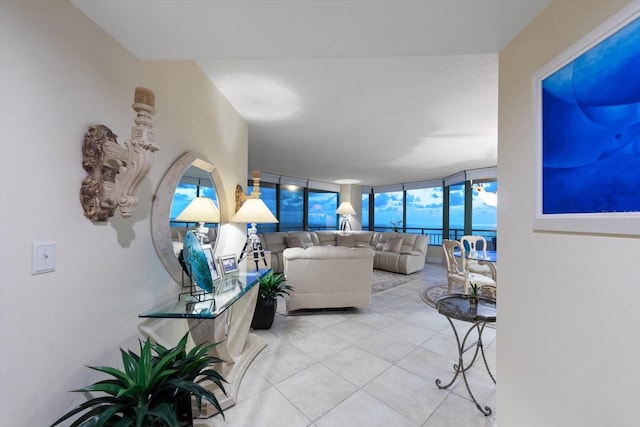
[435,294,496,416]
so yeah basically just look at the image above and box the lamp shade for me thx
[175,197,220,223]
[230,198,279,223]
[336,202,356,215]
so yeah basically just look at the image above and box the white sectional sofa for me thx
[259,230,429,275]
[283,246,375,311]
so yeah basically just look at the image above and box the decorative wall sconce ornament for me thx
[234,170,262,212]
[80,87,159,222]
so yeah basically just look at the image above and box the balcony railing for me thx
[373,226,497,248]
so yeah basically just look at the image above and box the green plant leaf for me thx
[120,348,140,380]
[93,404,127,427]
[133,401,150,427]
[78,380,129,397]
[136,339,153,389]
[86,365,134,388]
[50,398,120,426]
[147,402,179,427]
[115,384,143,400]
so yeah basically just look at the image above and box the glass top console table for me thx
[435,294,496,416]
[139,269,269,417]
[140,269,267,319]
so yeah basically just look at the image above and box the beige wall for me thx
[498,1,639,426]
[0,1,248,425]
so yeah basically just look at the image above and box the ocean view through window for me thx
[238,175,496,246]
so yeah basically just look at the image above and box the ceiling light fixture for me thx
[213,73,300,122]
[334,179,361,185]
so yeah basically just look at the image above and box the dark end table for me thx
[435,294,496,416]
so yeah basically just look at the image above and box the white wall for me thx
[0,1,248,425]
[498,1,640,426]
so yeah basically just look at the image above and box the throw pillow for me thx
[286,235,313,248]
[285,235,305,248]
[382,236,403,253]
[336,234,355,247]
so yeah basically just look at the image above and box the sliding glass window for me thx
[471,180,497,249]
[406,187,443,244]
[448,183,465,240]
[308,190,338,231]
[279,185,304,232]
[373,191,403,232]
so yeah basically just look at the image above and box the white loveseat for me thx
[283,246,375,311]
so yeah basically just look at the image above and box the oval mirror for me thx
[152,152,224,286]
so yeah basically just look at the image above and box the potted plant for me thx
[51,333,226,427]
[251,270,292,329]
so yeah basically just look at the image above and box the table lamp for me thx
[336,201,356,231]
[231,171,278,270]
[175,196,220,243]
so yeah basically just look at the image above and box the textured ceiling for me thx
[71,0,550,186]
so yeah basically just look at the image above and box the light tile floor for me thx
[198,263,497,427]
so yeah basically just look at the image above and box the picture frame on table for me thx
[201,244,219,281]
[532,2,640,236]
[218,254,239,276]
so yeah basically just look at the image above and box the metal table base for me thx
[435,295,496,416]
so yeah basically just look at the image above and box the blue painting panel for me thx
[542,16,640,214]
[183,231,214,293]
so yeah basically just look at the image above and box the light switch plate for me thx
[32,241,56,274]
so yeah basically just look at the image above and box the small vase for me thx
[469,297,478,308]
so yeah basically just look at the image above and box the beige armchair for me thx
[283,246,375,311]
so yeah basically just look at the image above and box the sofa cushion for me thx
[286,235,312,248]
[260,232,288,253]
[336,234,355,247]
[382,236,403,253]
[314,230,338,246]
[399,244,414,255]
[286,231,317,248]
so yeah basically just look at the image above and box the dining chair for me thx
[442,239,496,295]
[460,235,494,279]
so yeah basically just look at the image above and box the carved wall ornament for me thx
[80,87,159,222]
[234,171,262,212]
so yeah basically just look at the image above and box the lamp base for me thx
[237,223,268,270]
[194,222,209,244]
[339,216,352,231]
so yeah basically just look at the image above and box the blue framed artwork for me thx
[183,231,215,293]
[534,2,640,236]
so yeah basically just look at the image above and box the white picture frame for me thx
[201,244,219,281]
[218,254,239,276]
[532,1,640,236]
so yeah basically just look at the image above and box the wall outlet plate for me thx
[32,241,55,274]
